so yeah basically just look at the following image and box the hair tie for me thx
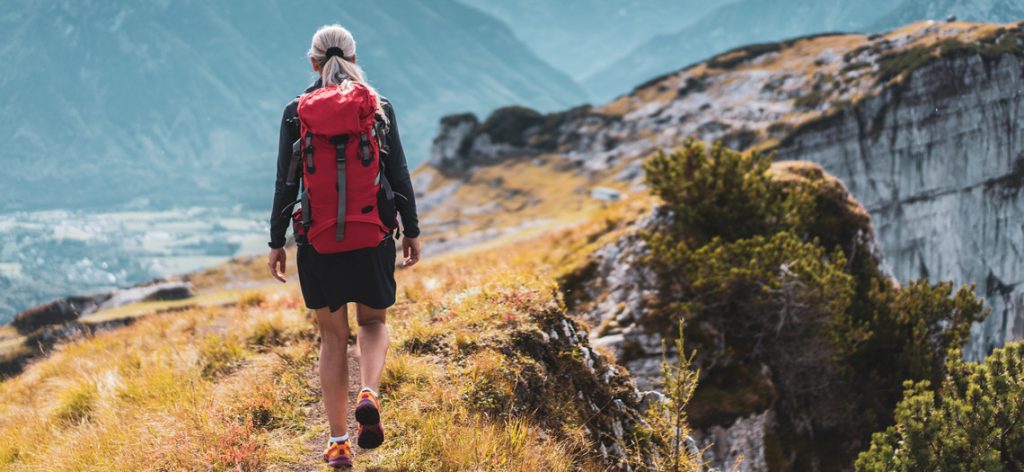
[324,47,346,61]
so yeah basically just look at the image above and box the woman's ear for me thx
[310,57,319,72]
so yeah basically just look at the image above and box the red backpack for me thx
[286,83,398,253]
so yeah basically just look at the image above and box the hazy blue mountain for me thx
[870,0,1024,30]
[581,0,899,101]
[585,0,1024,102]
[0,0,586,213]
[456,0,735,81]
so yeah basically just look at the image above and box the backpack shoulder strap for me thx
[284,95,304,185]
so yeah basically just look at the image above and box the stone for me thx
[775,53,1024,360]
[694,409,773,472]
[96,281,194,312]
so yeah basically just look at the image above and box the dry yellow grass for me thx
[0,286,317,470]
[0,197,673,471]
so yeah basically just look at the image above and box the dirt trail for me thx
[288,343,368,471]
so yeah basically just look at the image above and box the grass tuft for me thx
[199,334,248,378]
[52,381,99,425]
[238,290,267,308]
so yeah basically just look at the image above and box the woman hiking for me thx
[266,24,421,468]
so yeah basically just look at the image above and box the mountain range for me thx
[0,0,585,212]
[580,0,1024,101]
[4,0,1022,213]
[872,0,1024,30]
[455,0,735,80]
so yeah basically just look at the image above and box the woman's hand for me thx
[268,248,287,283]
[402,237,421,267]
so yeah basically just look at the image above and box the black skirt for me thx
[296,236,397,311]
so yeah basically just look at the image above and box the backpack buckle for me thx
[287,138,302,185]
[359,132,371,167]
[304,133,316,174]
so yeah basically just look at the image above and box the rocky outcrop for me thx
[11,280,193,334]
[563,159,878,471]
[95,281,193,312]
[775,50,1024,360]
[2,279,194,377]
[11,294,110,333]
[519,306,657,468]
[428,113,480,171]
[570,209,779,472]
[694,409,774,472]
[426,21,1024,362]
[426,104,622,174]
[571,209,664,391]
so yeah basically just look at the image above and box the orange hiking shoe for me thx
[323,440,353,468]
[354,388,384,449]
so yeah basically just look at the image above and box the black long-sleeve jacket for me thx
[269,81,420,248]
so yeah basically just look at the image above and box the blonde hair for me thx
[308,24,387,124]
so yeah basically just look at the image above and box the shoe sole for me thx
[357,424,384,449]
[325,456,353,468]
[355,398,383,449]
[354,403,380,425]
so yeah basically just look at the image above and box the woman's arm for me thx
[381,100,421,239]
[269,100,301,249]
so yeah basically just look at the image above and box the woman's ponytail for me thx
[308,24,388,124]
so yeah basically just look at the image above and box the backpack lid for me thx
[297,82,377,136]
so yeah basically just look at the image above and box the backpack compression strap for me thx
[330,135,347,241]
[300,188,311,236]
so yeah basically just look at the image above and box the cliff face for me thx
[775,51,1024,360]
[424,21,1024,361]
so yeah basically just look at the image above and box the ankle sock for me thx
[329,434,349,445]
[361,386,378,397]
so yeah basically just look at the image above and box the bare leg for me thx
[316,305,350,436]
[355,304,388,391]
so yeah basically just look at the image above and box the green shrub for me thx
[849,280,987,418]
[856,342,1024,471]
[641,140,986,468]
[643,139,807,244]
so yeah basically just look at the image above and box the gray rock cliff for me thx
[775,52,1024,360]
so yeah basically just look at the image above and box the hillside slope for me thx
[0,207,676,470]
[0,0,585,212]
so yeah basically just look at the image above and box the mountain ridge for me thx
[0,0,585,213]
[583,0,1024,102]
